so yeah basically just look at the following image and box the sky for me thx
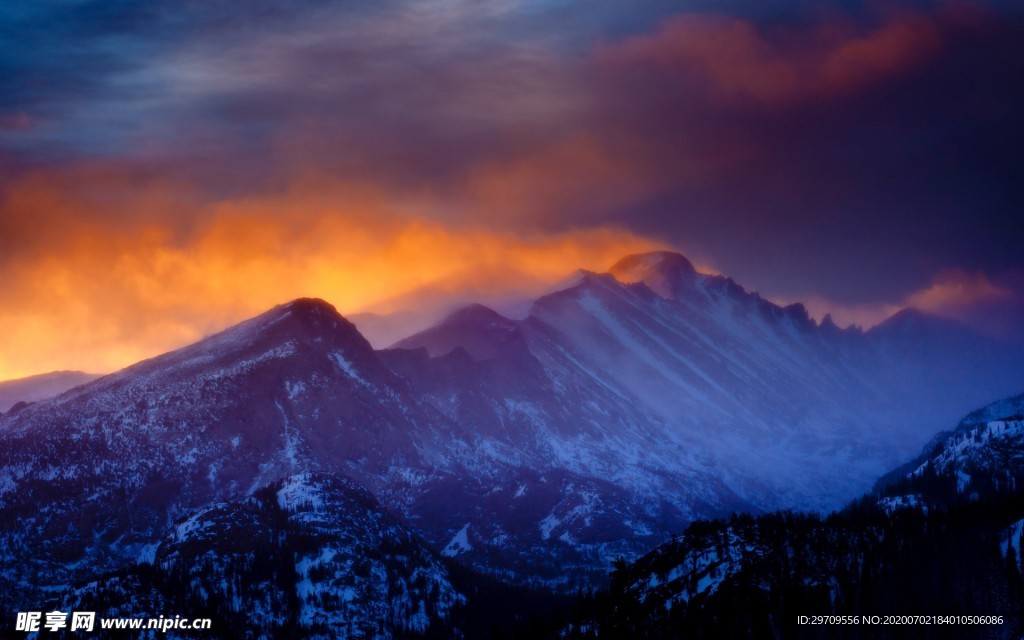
[1,0,1022,379]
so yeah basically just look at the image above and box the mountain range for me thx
[1,250,1022,635]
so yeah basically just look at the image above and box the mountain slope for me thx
[400,251,1024,513]
[586,505,1023,640]
[0,298,437,604]
[571,391,1024,639]
[877,391,1024,504]
[56,472,463,639]
[0,295,722,598]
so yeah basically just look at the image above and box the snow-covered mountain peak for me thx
[392,303,522,361]
[168,296,369,365]
[441,303,516,328]
[610,251,697,280]
[252,297,369,346]
[23,296,378,414]
[609,251,698,298]
[868,307,969,339]
[278,296,345,319]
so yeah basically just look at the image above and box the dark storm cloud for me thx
[0,0,1022,342]
[1,0,595,190]
[588,6,1024,306]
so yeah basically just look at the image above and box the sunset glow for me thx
[3,3,1024,632]
[1,0,1021,379]
[0,167,665,378]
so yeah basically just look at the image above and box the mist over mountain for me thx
[400,251,1023,509]
[1,251,1022,635]
[570,390,1024,639]
[0,370,101,413]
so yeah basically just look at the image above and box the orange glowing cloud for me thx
[797,270,1022,336]
[599,10,944,106]
[904,270,1015,316]
[460,133,666,225]
[0,166,665,380]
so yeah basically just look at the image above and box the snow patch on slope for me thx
[442,524,473,557]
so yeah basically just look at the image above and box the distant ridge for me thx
[0,370,101,412]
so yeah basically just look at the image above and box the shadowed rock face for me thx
[2,253,1023,604]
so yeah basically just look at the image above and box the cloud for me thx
[587,5,1024,304]
[0,112,31,131]
[799,269,1024,341]
[905,270,1014,312]
[0,0,1021,375]
[0,164,663,379]
[905,270,1024,340]
[598,11,943,107]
